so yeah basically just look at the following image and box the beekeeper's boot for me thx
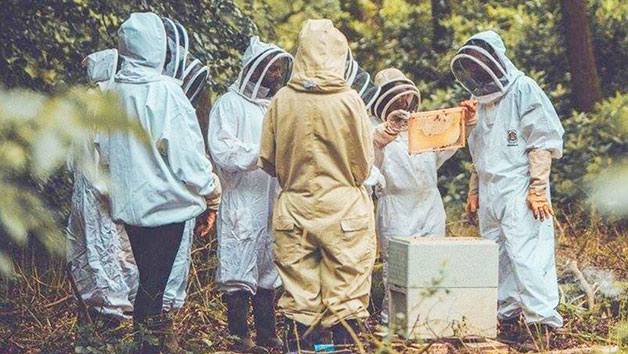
[133,316,160,354]
[497,316,523,344]
[223,291,267,353]
[284,320,317,354]
[160,311,192,354]
[515,323,554,352]
[332,319,361,345]
[253,288,283,349]
[331,319,362,354]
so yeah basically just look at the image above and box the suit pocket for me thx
[340,216,370,232]
[339,215,375,265]
[272,215,302,265]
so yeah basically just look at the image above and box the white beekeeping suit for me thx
[159,20,211,312]
[208,36,292,351]
[209,36,291,294]
[451,30,564,328]
[104,16,218,227]
[67,49,138,320]
[73,47,198,316]
[369,68,458,324]
[104,12,220,352]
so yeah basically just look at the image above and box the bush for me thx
[554,92,628,209]
[0,0,257,93]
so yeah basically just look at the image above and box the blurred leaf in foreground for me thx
[0,87,141,276]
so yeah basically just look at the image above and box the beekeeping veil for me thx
[233,36,293,104]
[344,49,380,110]
[162,17,189,82]
[372,68,421,122]
[450,31,522,102]
[182,54,210,105]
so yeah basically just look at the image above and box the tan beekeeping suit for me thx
[258,19,376,328]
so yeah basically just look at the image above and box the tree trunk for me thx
[560,0,601,112]
[431,0,452,53]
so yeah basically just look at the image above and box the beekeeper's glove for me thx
[459,99,478,138]
[373,110,411,149]
[466,168,479,225]
[526,149,554,222]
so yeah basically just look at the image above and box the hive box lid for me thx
[388,237,498,288]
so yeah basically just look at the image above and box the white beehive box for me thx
[388,237,499,339]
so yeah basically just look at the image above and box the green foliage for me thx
[0,0,258,274]
[557,93,628,209]
[237,0,627,209]
[589,0,628,96]
[0,88,142,275]
[0,0,257,93]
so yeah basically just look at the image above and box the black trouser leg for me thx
[126,222,185,322]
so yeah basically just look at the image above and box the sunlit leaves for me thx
[0,0,256,95]
[592,164,628,216]
[0,87,141,275]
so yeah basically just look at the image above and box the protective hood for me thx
[182,56,210,105]
[116,12,168,84]
[83,49,118,87]
[450,30,523,102]
[231,36,292,105]
[345,49,380,110]
[162,17,207,105]
[372,68,421,121]
[288,19,348,93]
[162,17,189,82]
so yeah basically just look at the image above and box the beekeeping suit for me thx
[209,36,292,295]
[370,68,457,323]
[209,36,292,350]
[451,30,564,328]
[103,13,220,353]
[74,45,208,318]
[258,20,376,333]
[160,25,211,311]
[105,12,218,228]
[67,49,138,320]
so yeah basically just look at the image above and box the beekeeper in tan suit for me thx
[258,19,376,352]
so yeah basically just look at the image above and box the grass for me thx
[0,208,626,353]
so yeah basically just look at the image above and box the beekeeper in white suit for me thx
[72,48,205,324]
[159,18,211,314]
[208,36,292,351]
[67,49,139,327]
[103,12,220,353]
[369,68,475,324]
[451,30,564,350]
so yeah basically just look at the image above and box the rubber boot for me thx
[497,316,523,344]
[223,291,267,353]
[332,319,361,353]
[515,323,554,352]
[133,316,161,354]
[332,319,361,345]
[253,288,283,349]
[160,312,190,354]
[284,320,317,354]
